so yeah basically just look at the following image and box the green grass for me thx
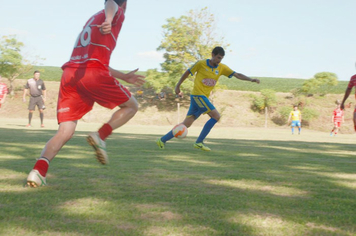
[0,119,355,235]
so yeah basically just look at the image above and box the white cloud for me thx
[241,47,258,59]
[228,17,242,23]
[47,34,57,40]
[0,28,29,37]
[137,51,164,60]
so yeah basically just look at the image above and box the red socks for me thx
[33,157,50,177]
[98,123,113,140]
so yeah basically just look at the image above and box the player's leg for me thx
[194,96,217,151]
[353,109,356,131]
[87,98,138,164]
[108,96,138,129]
[27,121,77,187]
[334,126,339,136]
[27,97,36,127]
[157,95,199,149]
[195,109,219,144]
[291,121,295,134]
[81,69,140,163]
[156,116,195,149]
[27,111,34,127]
[298,121,301,134]
[38,97,45,127]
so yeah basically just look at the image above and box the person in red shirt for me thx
[26,0,145,187]
[0,75,8,109]
[330,103,344,136]
[341,72,356,131]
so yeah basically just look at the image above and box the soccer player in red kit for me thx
[341,71,356,131]
[330,104,344,136]
[26,0,145,187]
[0,75,8,109]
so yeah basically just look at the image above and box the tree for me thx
[145,7,229,94]
[301,72,338,96]
[0,35,42,95]
[251,89,277,127]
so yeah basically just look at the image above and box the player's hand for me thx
[175,86,183,97]
[124,69,145,87]
[22,98,26,103]
[97,20,112,34]
[340,103,345,110]
[252,78,260,84]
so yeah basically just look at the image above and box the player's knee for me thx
[214,114,221,121]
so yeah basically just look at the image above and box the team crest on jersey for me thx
[215,70,219,75]
[202,78,217,87]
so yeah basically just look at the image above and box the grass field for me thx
[0,118,355,236]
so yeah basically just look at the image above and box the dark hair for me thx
[34,70,40,74]
[212,46,225,56]
[105,0,127,6]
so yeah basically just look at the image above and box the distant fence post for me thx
[265,107,268,128]
[177,103,180,124]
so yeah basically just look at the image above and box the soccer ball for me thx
[172,123,188,139]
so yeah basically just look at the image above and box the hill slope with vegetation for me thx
[18,66,349,94]
[2,69,355,134]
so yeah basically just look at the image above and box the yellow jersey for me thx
[290,110,301,121]
[189,59,235,98]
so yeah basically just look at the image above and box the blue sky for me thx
[1,0,355,80]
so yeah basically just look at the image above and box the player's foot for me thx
[86,132,108,165]
[156,138,165,149]
[41,124,45,128]
[330,132,333,136]
[26,169,46,188]
[194,142,211,151]
[26,124,31,127]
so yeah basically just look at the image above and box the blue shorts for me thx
[291,120,301,127]
[187,95,215,119]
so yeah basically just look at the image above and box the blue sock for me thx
[291,127,294,134]
[161,130,174,143]
[196,118,218,143]
[298,127,301,133]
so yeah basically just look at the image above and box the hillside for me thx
[1,79,355,134]
[18,66,350,93]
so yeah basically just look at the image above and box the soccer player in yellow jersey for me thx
[287,105,302,135]
[156,46,260,151]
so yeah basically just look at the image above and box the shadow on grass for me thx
[0,127,355,235]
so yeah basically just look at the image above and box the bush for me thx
[251,89,277,112]
[301,107,319,122]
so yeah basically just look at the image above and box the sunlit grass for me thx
[0,120,355,235]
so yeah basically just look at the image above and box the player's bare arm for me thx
[233,72,260,84]
[42,90,47,102]
[22,88,28,102]
[109,67,145,87]
[341,87,352,110]
[175,70,190,97]
[98,0,119,34]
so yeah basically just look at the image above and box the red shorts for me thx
[57,67,131,123]
[334,121,341,128]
